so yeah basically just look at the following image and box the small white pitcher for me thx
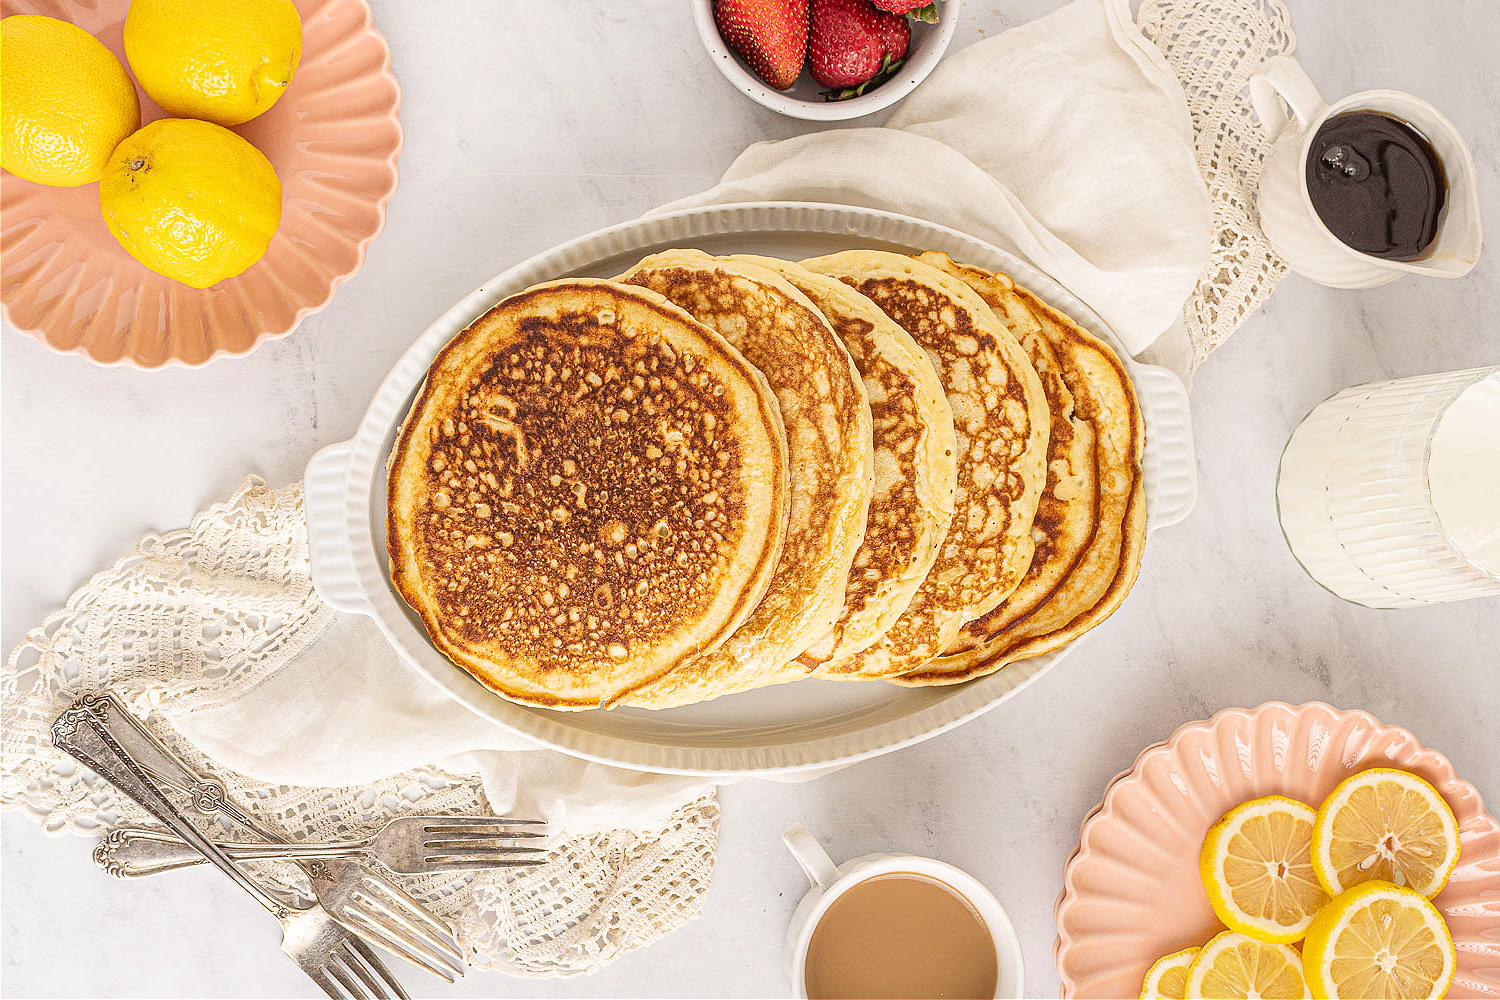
[1250,54,1481,288]
[782,823,1024,999]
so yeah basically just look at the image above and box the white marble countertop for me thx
[4,1,1498,996]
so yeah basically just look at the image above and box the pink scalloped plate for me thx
[1054,702,1500,998]
[0,0,401,367]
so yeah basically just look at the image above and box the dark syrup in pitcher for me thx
[1306,111,1447,260]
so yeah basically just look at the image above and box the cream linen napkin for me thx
[172,614,712,834]
[661,0,1214,376]
[152,0,1217,816]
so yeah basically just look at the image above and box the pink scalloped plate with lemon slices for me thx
[1054,701,1500,999]
[0,0,402,367]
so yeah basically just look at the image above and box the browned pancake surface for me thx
[387,279,787,709]
[917,253,1098,647]
[616,252,872,706]
[800,251,1049,678]
[738,257,955,666]
[903,283,1146,685]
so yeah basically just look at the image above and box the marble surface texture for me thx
[3,1,1498,996]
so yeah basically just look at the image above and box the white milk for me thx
[1429,372,1500,577]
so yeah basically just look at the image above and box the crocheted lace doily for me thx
[1,479,718,978]
[1139,0,1295,369]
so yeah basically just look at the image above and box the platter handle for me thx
[304,440,375,616]
[1135,365,1199,531]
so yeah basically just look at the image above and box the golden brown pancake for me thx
[386,278,789,710]
[616,251,874,707]
[902,279,1146,686]
[733,255,957,666]
[915,252,1098,649]
[799,251,1049,678]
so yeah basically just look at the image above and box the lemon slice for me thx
[1302,881,1456,999]
[1200,795,1328,943]
[1184,930,1310,999]
[1312,768,1460,898]
[1141,947,1199,999]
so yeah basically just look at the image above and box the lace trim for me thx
[1,479,717,976]
[1138,0,1296,368]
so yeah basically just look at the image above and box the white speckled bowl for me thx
[691,0,960,121]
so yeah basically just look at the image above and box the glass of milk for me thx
[1276,366,1500,608]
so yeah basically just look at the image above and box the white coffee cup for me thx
[1249,54,1481,288]
[782,823,1024,999]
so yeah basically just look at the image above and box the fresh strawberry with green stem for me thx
[872,0,941,22]
[714,0,809,91]
[808,0,910,96]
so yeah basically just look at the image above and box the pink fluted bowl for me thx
[1054,701,1500,999]
[0,0,402,367]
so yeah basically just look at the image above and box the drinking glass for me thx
[1276,366,1500,607]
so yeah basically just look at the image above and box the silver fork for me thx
[99,814,549,877]
[59,693,466,982]
[52,699,409,1000]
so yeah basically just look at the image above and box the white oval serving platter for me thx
[304,202,1197,776]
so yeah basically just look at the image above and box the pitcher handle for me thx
[783,824,841,892]
[1249,55,1327,138]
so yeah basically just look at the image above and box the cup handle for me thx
[1248,55,1327,138]
[783,824,841,891]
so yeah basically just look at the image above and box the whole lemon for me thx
[100,118,282,289]
[0,15,140,186]
[124,0,302,127]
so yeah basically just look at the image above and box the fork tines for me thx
[421,826,548,838]
[338,877,466,983]
[420,815,549,869]
[314,936,412,1000]
[421,815,546,826]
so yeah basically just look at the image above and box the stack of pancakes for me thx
[386,249,1145,711]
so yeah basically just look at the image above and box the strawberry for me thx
[872,0,941,21]
[714,0,809,91]
[874,9,911,61]
[808,0,910,93]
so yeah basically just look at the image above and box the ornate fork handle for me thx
[52,702,293,918]
[98,828,373,878]
[65,692,263,831]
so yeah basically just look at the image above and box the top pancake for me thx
[386,278,790,709]
[616,251,874,707]
[904,274,1146,686]
[734,255,957,666]
[800,251,1050,678]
